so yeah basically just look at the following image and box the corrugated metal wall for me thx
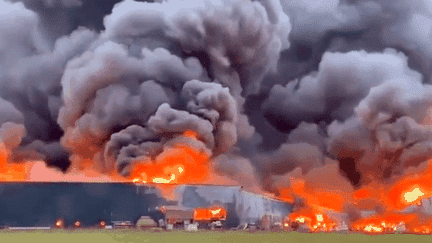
[0,182,292,228]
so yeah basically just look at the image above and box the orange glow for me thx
[99,221,106,228]
[352,181,387,210]
[403,217,432,234]
[0,143,28,181]
[55,219,64,228]
[158,206,167,213]
[193,206,226,221]
[288,207,336,232]
[210,206,227,220]
[74,221,81,227]
[27,161,123,182]
[277,179,350,212]
[194,208,212,221]
[275,163,354,212]
[411,223,432,234]
[211,209,221,215]
[364,224,383,233]
[129,131,211,185]
[385,162,432,209]
[0,129,212,184]
[352,213,417,234]
[351,162,432,211]
[0,128,229,187]
[182,130,198,139]
[404,188,424,203]
[354,189,370,199]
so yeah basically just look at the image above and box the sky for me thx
[1,0,432,214]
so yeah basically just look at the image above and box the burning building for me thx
[0,182,291,228]
[2,0,432,234]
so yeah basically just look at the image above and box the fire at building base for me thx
[2,181,432,234]
[0,182,292,231]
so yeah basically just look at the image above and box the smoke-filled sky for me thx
[2,0,432,208]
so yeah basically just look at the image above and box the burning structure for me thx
[0,182,291,229]
[2,0,432,234]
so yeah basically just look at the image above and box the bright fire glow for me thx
[211,209,221,215]
[153,174,176,184]
[100,221,106,227]
[129,131,211,185]
[0,143,27,181]
[386,162,432,209]
[352,161,432,211]
[0,130,213,184]
[275,163,354,212]
[289,208,336,232]
[354,189,370,199]
[296,217,306,223]
[55,219,64,228]
[352,213,417,234]
[404,188,424,203]
[364,225,383,232]
[193,207,226,221]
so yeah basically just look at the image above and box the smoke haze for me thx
[2,0,432,215]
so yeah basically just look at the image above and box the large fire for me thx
[0,129,215,187]
[287,207,336,232]
[2,122,432,234]
[193,206,227,221]
[129,131,211,185]
[274,159,432,234]
[351,161,432,211]
[404,188,424,204]
[0,143,28,181]
[275,163,354,212]
[352,214,416,234]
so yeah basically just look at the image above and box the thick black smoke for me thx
[2,0,432,197]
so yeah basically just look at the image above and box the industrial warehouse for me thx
[2,183,432,234]
[0,182,292,231]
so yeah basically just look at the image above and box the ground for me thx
[0,229,431,243]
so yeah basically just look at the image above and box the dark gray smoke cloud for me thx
[104,77,240,176]
[259,44,432,187]
[3,0,432,204]
[103,0,291,97]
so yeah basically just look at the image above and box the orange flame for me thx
[386,171,432,210]
[410,219,432,234]
[129,145,210,184]
[404,187,424,203]
[129,131,211,187]
[352,161,432,211]
[0,143,28,181]
[193,206,226,221]
[275,163,354,212]
[354,189,370,199]
[350,160,432,211]
[352,213,417,234]
[55,219,64,228]
[288,207,336,232]
[0,129,213,185]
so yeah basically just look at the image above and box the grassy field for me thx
[0,229,432,243]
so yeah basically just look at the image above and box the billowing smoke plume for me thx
[3,0,432,214]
